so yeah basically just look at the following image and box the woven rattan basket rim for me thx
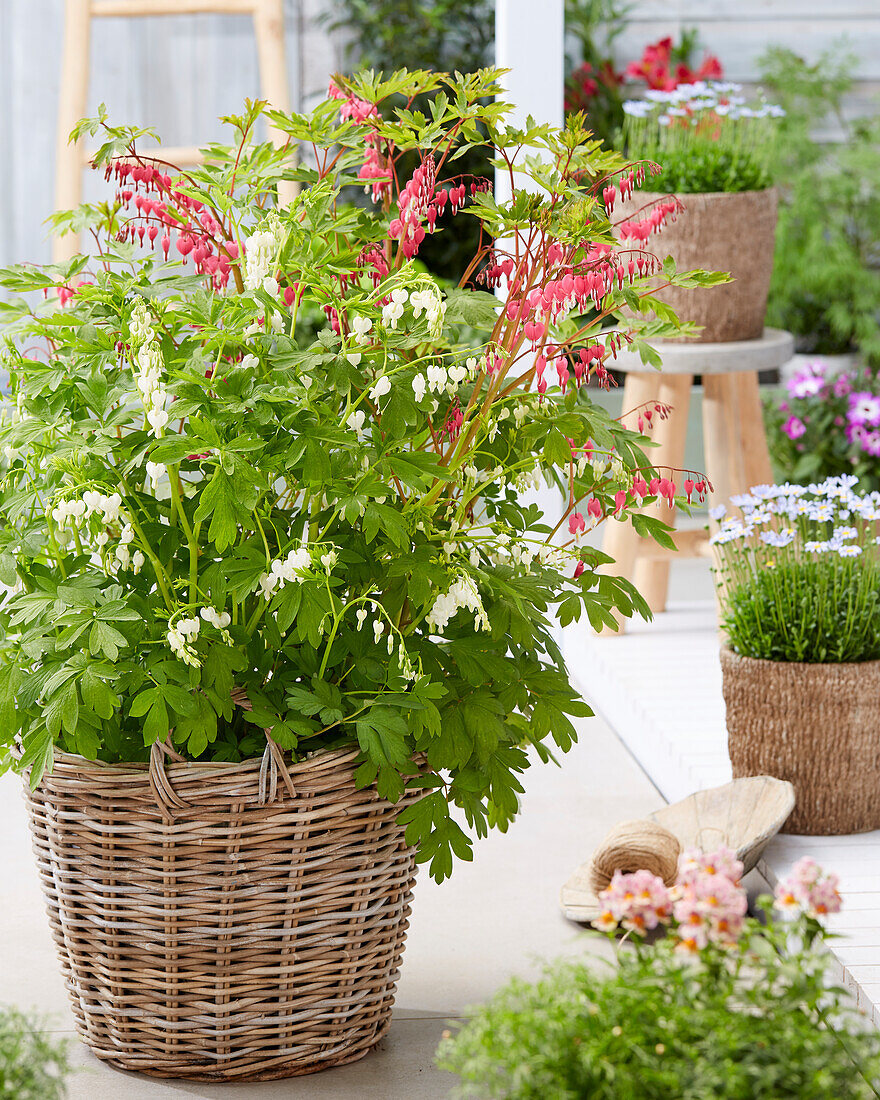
[720,643,880,674]
[21,743,365,790]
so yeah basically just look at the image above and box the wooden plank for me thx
[628,0,878,20]
[633,373,693,614]
[54,0,92,262]
[599,373,660,633]
[92,0,257,15]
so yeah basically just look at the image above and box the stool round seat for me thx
[613,328,795,375]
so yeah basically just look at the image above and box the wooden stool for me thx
[602,328,794,627]
[54,0,294,262]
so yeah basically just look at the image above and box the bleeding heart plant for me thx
[0,69,721,879]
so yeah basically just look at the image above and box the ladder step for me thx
[91,0,256,16]
[84,145,206,167]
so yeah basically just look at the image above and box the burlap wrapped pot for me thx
[23,742,421,1082]
[617,188,778,343]
[720,646,880,835]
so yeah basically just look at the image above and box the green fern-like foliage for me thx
[0,1007,69,1100]
[760,44,880,362]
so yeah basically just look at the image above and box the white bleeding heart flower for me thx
[352,315,373,344]
[370,376,391,401]
[346,409,367,439]
[147,407,169,435]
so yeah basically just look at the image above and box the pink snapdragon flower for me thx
[678,845,743,886]
[596,869,672,935]
[775,857,842,918]
[673,870,748,951]
[672,846,747,951]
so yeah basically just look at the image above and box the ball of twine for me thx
[588,819,681,895]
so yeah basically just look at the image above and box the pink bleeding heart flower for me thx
[568,511,586,537]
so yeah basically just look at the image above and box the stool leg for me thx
[598,372,658,634]
[253,0,299,206]
[54,0,92,262]
[633,373,692,614]
[702,371,772,511]
[736,371,773,490]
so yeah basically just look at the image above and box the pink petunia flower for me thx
[782,415,807,441]
[847,391,880,428]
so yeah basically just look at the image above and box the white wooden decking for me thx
[562,573,880,1024]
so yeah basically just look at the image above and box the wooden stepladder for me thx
[54,0,294,261]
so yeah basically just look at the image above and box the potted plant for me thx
[617,81,785,342]
[438,853,880,1097]
[765,359,880,491]
[0,71,718,1080]
[713,477,880,833]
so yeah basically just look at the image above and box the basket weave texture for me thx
[617,188,778,343]
[23,742,420,1081]
[721,646,880,835]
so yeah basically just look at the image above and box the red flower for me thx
[627,37,724,91]
[696,54,723,81]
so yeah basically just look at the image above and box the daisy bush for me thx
[766,359,880,491]
[712,476,880,663]
[0,69,721,879]
[622,80,784,194]
[438,855,880,1099]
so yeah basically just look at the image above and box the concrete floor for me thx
[0,713,664,1099]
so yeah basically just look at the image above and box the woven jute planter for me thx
[721,646,880,835]
[618,188,778,343]
[23,741,420,1081]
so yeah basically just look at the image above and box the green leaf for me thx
[89,620,128,661]
[81,666,117,720]
[304,439,331,485]
[193,468,251,552]
[141,695,169,745]
[20,728,54,789]
[46,680,78,738]
[443,288,500,328]
[355,707,410,768]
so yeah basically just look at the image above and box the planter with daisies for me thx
[618,82,785,343]
[0,72,721,1080]
[713,477,880,834]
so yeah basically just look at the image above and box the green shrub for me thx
[437,903,880,1099]
[327,0,493,282]
[650,144,769,194]
[760,44,880,362]
[0,1007,69,1100]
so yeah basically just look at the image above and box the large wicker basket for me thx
[617,188,778,343]
[721,646,880,834]
[23,741,420,1081]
